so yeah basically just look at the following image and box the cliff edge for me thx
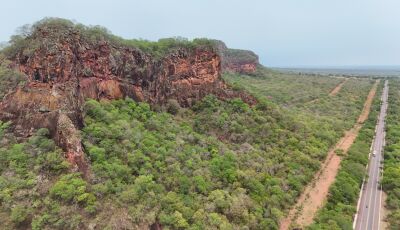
[0,18,256,175]
[213,40,259,74]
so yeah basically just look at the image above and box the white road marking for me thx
[355,80,388,230]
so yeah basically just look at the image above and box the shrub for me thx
[11,205,30,225]
[50,173,96,211]
[0,120,11,139]
[166,99,181,115]
[0,62,25,98]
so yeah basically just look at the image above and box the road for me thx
[355,80,388,230]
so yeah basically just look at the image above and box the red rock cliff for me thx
[213,40,259,74]
[0,25,256,175]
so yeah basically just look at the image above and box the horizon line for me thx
[270,65,400,69]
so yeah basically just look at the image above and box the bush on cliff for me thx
[0,57,25,99]
[0,17,216,62]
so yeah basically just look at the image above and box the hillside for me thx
[0,18,379,230]
[0,18,256,175]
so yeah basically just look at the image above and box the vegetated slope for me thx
[0,18,255,175]
[307,81,382,230]
[0,57,25,99]
[0,125,76,229]
[1,94,341,229]
[382,79,400,229]
[0,18,343,229]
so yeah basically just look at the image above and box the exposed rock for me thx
[0,24,256,175]
[213,40,259,74]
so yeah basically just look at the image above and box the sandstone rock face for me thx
[213,40,259,74]
[0,28,256,175]
[223,61,258,74]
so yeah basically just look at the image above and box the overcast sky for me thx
[1,0,400,67]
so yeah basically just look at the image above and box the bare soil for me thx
[358,81,379,123]
[279,80,379,230]
[381,192,389,230]
[305,78,348,105]
[329,78,348,96]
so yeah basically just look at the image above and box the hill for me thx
[0,18,377,229]
[0,18,256,174]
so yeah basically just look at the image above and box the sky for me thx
[1,0,400,67]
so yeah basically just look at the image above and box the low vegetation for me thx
[79,96,330,229]
[307,82,382,229]
[224,68,344,106]
[0,56,25,98]
[1,17,216,61]
[224,69,375,135]
[224,69,380,228]
[0,128,76,229]
[222,48,259,63]
[0,88,366,229]
[382,79,400,229]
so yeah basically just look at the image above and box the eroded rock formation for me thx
[213,40,259,74]
[0,25,256,175]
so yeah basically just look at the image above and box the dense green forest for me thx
[382,79,400,229]
[307,82,382,230]
[0,125,73,229]
[0,96,324,229]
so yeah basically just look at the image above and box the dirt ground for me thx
[358,81,379,123]
[380,192,389,230]
[279,80,379,230]
[329,78,348,96]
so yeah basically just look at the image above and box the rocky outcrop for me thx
[0,23,256,175]
[213,40,259,74]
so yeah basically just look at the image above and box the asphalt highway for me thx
[355,80,388,230]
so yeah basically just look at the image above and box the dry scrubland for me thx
[0,18,385,230]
